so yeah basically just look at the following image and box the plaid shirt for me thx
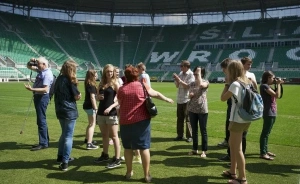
[176,69,194,104]
[117,81,151,125]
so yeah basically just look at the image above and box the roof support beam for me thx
[65,9,76,22]
[185,0,193,27]
[259,0,267,20]
[110,0,115,27]
[149,0,155,27]
[221,0,227,22]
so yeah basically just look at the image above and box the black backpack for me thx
[49,75,56,101]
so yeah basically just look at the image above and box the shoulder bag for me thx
[141,82,158,117]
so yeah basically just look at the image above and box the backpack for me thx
[233,81,264,121]
[49,75,56,101]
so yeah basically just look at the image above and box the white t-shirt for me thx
[118,78,123,86]
[246,71,256,83]
[229,81,251,123]
[140,73,151,87]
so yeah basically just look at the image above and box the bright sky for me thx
[0,3,299,25]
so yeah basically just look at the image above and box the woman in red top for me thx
[117,66,173,183]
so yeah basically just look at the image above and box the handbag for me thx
[141,82,158,117]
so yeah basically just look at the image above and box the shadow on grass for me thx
[47,171,224,184]
[0,159,61,171]
[247,162,300,176]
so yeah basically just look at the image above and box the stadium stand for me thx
[273,47,300,68]
[40,18,94,66]
[0,11,299,82]
[84,24,121,67]
[232,18,278,40]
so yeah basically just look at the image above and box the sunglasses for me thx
[193,74,199,76]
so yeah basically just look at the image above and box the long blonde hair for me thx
[85,69,97,88]
[227,60,251,85]
[60,60,78,85]
[100,64,117,89]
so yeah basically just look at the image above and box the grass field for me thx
[0,82,299,184]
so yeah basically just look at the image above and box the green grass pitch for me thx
[0,82,299,184]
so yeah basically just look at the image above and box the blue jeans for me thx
[58,119,76,163]
[189,112,208,151]
[34,94,50,147]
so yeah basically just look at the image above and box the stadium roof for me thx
[1,0,300,14]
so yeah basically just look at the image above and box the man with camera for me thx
[173,60,195,142]
[24,57,54,151]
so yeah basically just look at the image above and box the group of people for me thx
[24,58,173,183]
[171,58,283,184]
[24,57,283,183]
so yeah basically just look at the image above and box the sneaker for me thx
[173,136,184,141]
[217,140,228,147]
[86,143,99,150]
[84,139,97,144]
[218,155,230,162]
[59,162,68,171]
[120,156,125,161]
[106,157,121,169]
[186,137,192,143]
[56,156,75,163]
[109,139,114,145]
[132,156,142,164]
[94,152,109,163]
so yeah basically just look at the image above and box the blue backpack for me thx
[233,81,264,121]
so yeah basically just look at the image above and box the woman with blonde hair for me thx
[220,60,251,184]
[54,60,81,171]
[83,69,99,150]
[94,64,121,169]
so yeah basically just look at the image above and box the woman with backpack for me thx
[220,60,252,184]
[259,71,284,160]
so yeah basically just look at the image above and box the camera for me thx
[273,77,286,84]
[27,58,38,67]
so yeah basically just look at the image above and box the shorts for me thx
[228,121,251,132]
[97,115,119,125]
[120,119,151,150]
[84,109,96,116]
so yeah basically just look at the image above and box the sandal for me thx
[267,152,276,157]
[145,175,152,183]
[188,150,198,155]
[260,154,274,161]
[124,171,133,180]
[222,170,237,179]
[228,179,247,184]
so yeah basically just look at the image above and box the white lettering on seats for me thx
[150,52,180,63]
[286,47,300,60]
[293,26,300,35]
[242,27,261,38]
[229,49,256,59]
[200,26,221,40]
[187,51,211,62]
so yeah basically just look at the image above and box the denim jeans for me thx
[33,94,50,147]
[58,119,76,163]
[189,112,208,151]
[260,116,276,155]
